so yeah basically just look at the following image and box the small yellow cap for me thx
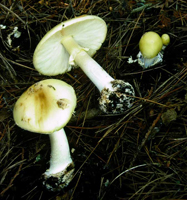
[161,34,170,46]
[139,31,163,59]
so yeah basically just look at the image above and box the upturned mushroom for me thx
[33,15,135,114]
[13,79,76,191]
[137,31,163,69]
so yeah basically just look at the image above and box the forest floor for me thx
[0,0,187,199]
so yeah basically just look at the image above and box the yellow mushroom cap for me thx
[161,34,170,46]
[139,31,163,59]
[13,79,76,134]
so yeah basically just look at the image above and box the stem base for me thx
[99,80,135,114]
[43,162,75,192]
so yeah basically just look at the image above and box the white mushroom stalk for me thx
[13,79,77,191]
[61,35,113,92]
[43,128,74,191]
[61,35,135,114]
[45,129,72,176]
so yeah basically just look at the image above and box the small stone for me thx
[161,109,177,126]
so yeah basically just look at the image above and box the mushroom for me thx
[33,15,135,114]
[161,33,170,46]
[13,79,76,191]
[137,31,163,69]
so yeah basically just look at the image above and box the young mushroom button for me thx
[13,79,77,192]
[161,33,170,46]
[33,15,135,114]
[137,31,163,69]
